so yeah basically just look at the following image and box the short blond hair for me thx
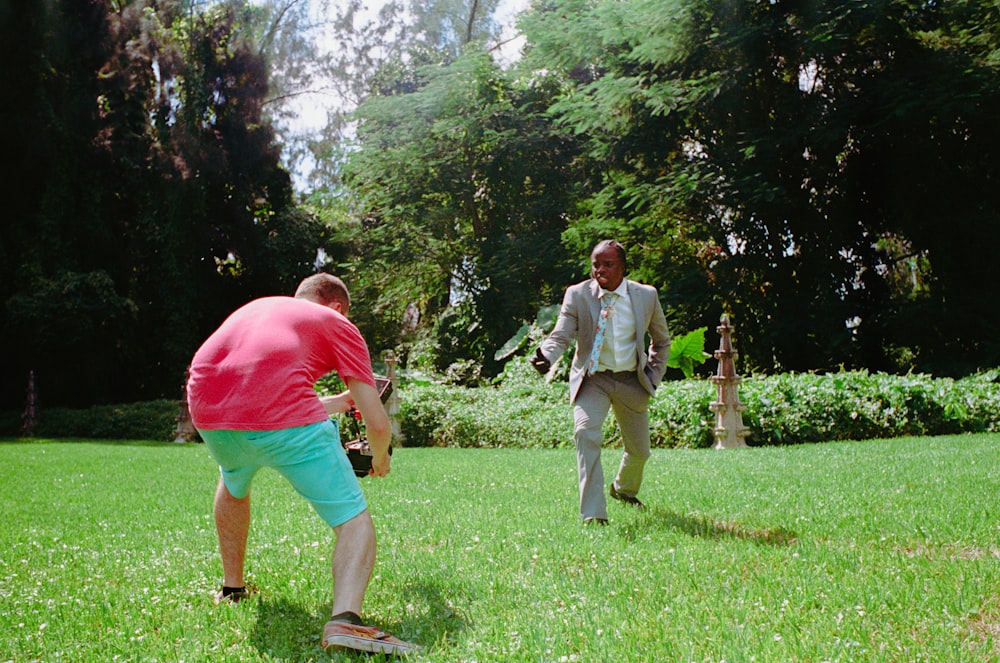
[294,273,351,312]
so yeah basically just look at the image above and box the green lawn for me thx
[1,435,998,662]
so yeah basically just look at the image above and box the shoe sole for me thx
[325,634,416,655]
[609,486,644,508]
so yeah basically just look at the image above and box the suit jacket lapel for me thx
[584,280,602,338]
[626,281,645,327]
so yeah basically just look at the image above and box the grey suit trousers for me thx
[573,370,652,520]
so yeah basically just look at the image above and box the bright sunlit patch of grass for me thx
[1,435,998,661]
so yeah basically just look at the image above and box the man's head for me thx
[295,273,351,316]
[590,240,627,291]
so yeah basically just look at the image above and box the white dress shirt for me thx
[596,281,637,372]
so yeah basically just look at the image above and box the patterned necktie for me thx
[587,292,618,375]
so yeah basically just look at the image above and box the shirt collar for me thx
[600,280,628,300]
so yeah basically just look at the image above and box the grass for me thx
[1,435,998,662]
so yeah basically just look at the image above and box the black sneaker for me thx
[609,483,645,508]
[583,517,608,526]
[214,585,254,605]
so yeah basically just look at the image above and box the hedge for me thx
[1,400,183,442]
[3,368,999,447]
[399,366,1000,449]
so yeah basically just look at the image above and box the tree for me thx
[343,51,582,374]
[259,0,513,193]
[0,0,138,407]
[519,0,1000,375]
[0,0,324,408]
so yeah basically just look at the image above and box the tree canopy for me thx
[2,0,999,410]
[340,0,1000,378]
[343,52,582,373]
[1,0,328,407]
[515,0,1000,374]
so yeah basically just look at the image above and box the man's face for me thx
[591,245,625,291]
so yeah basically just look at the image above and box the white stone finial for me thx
[709,314,750,449]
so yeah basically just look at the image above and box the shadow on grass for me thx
[618,506,799,546]
[250,597,328,660]
[249,580,467,660]
[394,577,469,647]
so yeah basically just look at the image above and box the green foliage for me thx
[5,271,139,406]
[5,0,1000,417]
[290,0,514,190]
[343,49,581,375]
[742,370,1000,445]
[430,303,488,375]
[396,368,1000,449]
[647,377,715,449]
[14,369,998,449]
[665,326,711,378]
[0,400,183,442]
[313,371,347,396]
[518,0,1000,376]
[493,323,531,362]
[398,359,574,447]
[493,304,560,362]
[0,410,22,436]
[0,1,322,409]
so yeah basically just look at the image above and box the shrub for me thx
[396,367,1000,449]
[737,371,1000,445]
[0,410,23,436]
[649,379,715,448]
[0,400,184,442]
[399,359,573,448]
[5,369,999,448]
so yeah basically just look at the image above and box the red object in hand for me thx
[341,406,389,478]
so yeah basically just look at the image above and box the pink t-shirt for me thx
[186,296,375,430]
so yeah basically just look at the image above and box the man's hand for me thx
[530,348,551,375]
[369,449,391,477]
[319,391,354,415]
[345,377,392,478]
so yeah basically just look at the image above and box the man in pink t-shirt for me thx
[187,273,418,656]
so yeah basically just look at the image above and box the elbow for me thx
[365,411,392,438]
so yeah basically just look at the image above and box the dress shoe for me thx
[609,483,645,508]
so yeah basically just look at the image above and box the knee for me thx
[630,447,652,461]
[573,424,603,449]
[216,478,250,504]
[622,434,652,460]
[335,509,374,539]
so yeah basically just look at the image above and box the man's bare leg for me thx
[214,477,250,588]
[322,510,421,654]
[330,510,376,617]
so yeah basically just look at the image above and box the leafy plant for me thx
[666,326,712,378]
[0,400,182,442]
[396,369,1000,449]
[6,370,1000,451]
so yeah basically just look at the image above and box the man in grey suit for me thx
[531,240,671,525]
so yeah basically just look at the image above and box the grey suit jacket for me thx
[539,279,671,404]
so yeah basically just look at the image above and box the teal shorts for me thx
[198,419,367,528]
